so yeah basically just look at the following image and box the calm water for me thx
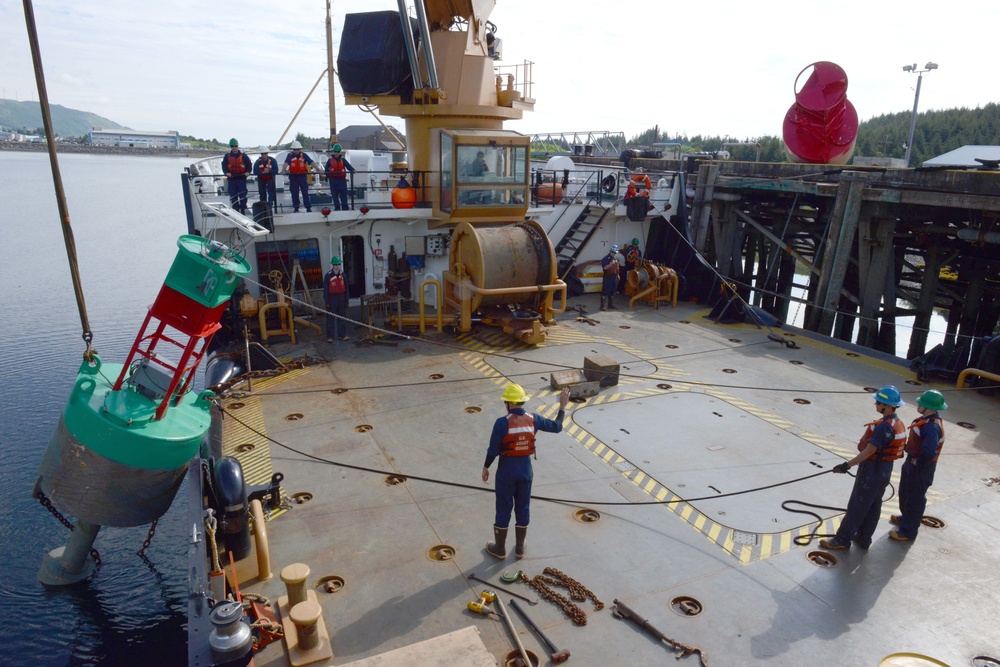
[0,151,193,666]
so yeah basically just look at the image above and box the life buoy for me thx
[631,173,652,192]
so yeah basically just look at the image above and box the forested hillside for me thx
[0,99,126,138]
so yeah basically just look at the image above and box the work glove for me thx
[833,463,850,474]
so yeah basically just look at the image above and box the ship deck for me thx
[215,293,1000,667]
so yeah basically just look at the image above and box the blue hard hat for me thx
[610,244,619,253]
[873,385,904,407]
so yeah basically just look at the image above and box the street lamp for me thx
[902,61,938,167]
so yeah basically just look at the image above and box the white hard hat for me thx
[290,140,303,149]
[258,145,270,153]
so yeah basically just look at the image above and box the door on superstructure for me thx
[342,235,366,299]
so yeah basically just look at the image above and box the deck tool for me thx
[494,595,535,667]
[467,590,502,618]
[510,598,571,663]
[612,598,708,667]
[468,572,538,605]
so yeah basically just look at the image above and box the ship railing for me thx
[529,131,627,158]
[494,60,534,102]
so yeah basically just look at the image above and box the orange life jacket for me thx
[858,415,907,461]
[288,154,309,174]
[327,157,348,179]
[226,152,247,175]
[905,416,945,462]
[326,272,346,296]
[501,412,536,456]
[256,158,274,180]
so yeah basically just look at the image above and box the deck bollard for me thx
[289,600,322,651]
[280,563,310,608]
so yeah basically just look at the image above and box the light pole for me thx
[902,62,938,167]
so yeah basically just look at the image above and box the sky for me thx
[3,0,998,149]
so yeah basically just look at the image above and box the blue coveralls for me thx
[600,253,619,296]
[324,156,355,211]
[833,415,898,548]
[284,151,315,212]
[324,268,350,339]
[897,414,942,540]
[485,407,564,527]
[222,150,252,213]
[253,155,279,203]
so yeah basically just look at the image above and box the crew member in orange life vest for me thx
[481,384,570,560]
[281,140,316,212]
[820,384,907,550]
[324,256,350,342]
[324,143,355,211]
[890,390,948,543]
[252,146,279,204]
[221,138,253,214]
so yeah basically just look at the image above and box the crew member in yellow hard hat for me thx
[821,384,907,550]
[324,143,355,211]
[481,383,569,560]
[324,256,350,342]
[890,390,948,543]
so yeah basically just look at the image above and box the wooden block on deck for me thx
[569,381,600,399]
[550,369,587,389]
[584,354,620,387]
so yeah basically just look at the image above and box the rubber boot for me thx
[608,295,617,309]
[515,525,527,559]
[600,297,607,311]
[486,526,508,560]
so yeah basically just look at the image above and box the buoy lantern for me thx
[34,236,250,586]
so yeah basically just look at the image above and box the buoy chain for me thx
[34,488,102,565]
[519,567,604,626]
[136,519,158,558]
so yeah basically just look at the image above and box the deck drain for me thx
[316,575,345,594]
[235,443,255,453]
[285,413,304,421]
[229,402,245,410]
[789,360,804,365]
[402,348,415,354]
[291,492,313,504]
[504,650,539,667]
[427,544,455,561]
[574,509,601,523]
[613,461,637,472]
[569,396,587,403]
[957,421,976,430]
[846,352,860,357]
[728,338,742,343]
[354,424,373,433]
[656,383,673,390]
[679,320,690,324]
[428,373,444,380]
[794,398,811,405]
[722,368,737,374]
[665,344,679,349]
[670,596,703,617]
[807,551,838,567]
[331,388,348,394]
[465,406,482,414]
[921,515,945,529]
[972,656,1000,667]
[863,386,879,393]
[904,379,922,385]
[384,475,407,486]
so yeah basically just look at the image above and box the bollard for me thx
[289,600,322,651]
[280,563,310,608]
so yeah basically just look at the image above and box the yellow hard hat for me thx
[501,384,528,403]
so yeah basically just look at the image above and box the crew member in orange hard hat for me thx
[890,390,949,543]
[820,385,907,550]
[481,384,569,560]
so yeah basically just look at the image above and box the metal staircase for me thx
[553,200,616,279]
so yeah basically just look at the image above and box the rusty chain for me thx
[519,567,604,626]
[209,356,323,395]
[34,488,102,566]
[136,519,158,558]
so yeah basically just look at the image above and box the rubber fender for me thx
[213,456,252,561]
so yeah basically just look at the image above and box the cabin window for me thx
[455,145,527,207]
[440,134,453,212]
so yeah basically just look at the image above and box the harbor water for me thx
[0,151,191,666]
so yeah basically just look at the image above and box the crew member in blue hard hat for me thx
[324,255,350,342]
[281,140,317,213]
[482,383,570,560]
[600,244,620,311]
[324,143,356,211]
[221,138,252,214]
[820,385,907,550]
[890,390,949,543]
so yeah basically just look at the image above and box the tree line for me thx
[629,103,1000,165]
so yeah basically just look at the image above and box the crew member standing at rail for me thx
[890,390,948,543]
[222,138,252,214]
[253,146,279,205]
[324,256,350,342]
[482,384,569,560]
[600,245,620,310]
[324,143,355,211]
[282,140,316,213]
[821,385,907,550]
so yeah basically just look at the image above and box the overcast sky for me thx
[3,1,998,149]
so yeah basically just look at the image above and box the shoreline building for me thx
[89,129,181,148]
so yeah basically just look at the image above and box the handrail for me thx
[956,368,1000,389]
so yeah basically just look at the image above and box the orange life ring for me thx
[631,173,652,191]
